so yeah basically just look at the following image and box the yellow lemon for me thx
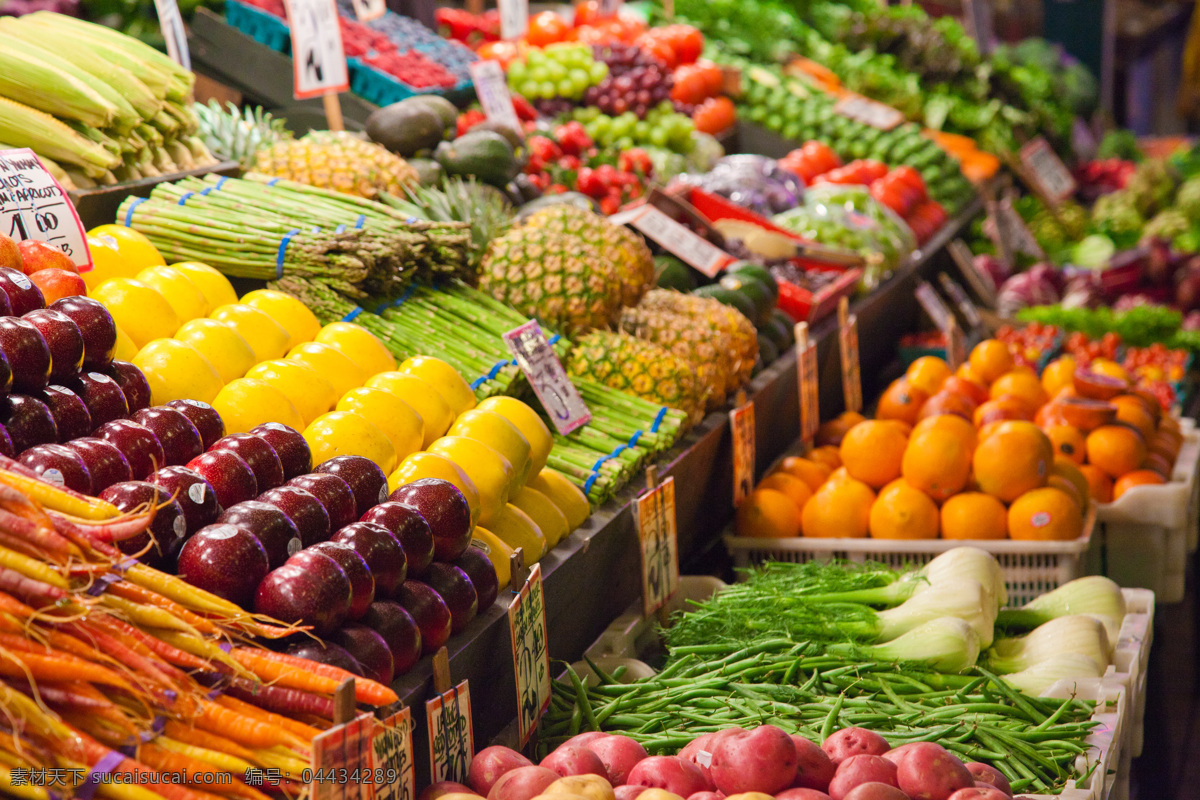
[92,279,180,349]
[305,411,398,474]
[510,486,569,549]
[364,372,454,446]
[469,527,512,587]
[241,289,321,350]
[477,396,553,476]
[135,265,209,323]
[487,503,546,562]
[170,261,238,310]
[245,359,337,424]
[174,318,257,383]
[132,339,224,406]
[113,326,137,362]
[314,322,396,377]
[389,452,481,523]
[448,409,532,491]
[398,356,476,416]
[427,436,515,526]
[83,231,142,291]
[209,304,290,362]
[526,469,590,531]
[287,342,367,398]
[336,387,424,464]
[86,225,164,268]
[213,378,305,435]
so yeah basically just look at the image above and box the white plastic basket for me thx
[1019,677,1126,800]
[1103,588,1155,760]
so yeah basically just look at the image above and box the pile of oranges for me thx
[736,338,1185,542]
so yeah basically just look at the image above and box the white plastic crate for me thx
[584,576,726,663]
[1020,677,1127,800]
[1103,588,1155,759]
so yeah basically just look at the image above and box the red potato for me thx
[822,729,891,765]
[842,784,910,800]
[710,725,797,795]
[679,731,726,785]
[828,756,899,800]
[790,735,836,792]
[614,787,646,800]
[488,767,561,800]
[686,793,725,800]
[882,745,922,770]
[964,765,1010,797]
[895,744,972,800]
[588,735,649,785]
[542,745,609,780]
[423,782,476,800]
[564,732,612,749]
[777,790,833,800]
[627,756,710,797]
[946,789,1010,800]
[470,747,534,795]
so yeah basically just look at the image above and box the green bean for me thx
[567,665,599,731]
[819,694,845,741]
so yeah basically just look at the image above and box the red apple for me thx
[453,545,499,610]
[331,521,407,596]
[22,309,83,381]
[249,422,310,480]
[29,269,86,304]
[287,472,357,531]
[390,478,472,562]
[312,541,375,619]
[131,406,203,466]
[148,466,221,534]
[96,419,163,479]
[19,443,91,494]
[256,549,351,636]
[332,624,393,685]
[286,641,363,675]
[424,562,477,634]
[361,599,422,675]
[16,240,75,275]
[209,433,283,493]
[67,371,128,430]
[0,267,43,316]
[257,485,330,547]
[40,385,91,442]
[315,455,388,516]
[2,394,57,453]
[397,580,452,655]
[65,437,131,493]
[218,500,300,569]
[0,317,51,394]
[99,481,187,570]
[186,450,258,509]
[49,296,115,369]
[178,523,269,607]
[360,502,433,578]
[166,399,224,449]
[106,361,151,413]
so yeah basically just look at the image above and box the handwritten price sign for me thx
[637,476,678,617]
[426,681,473,784]
[152,0,191,68]
[311,714,376,800]
[508,563,550,746]
[1019,137,1077,206]
[470,60,522,135]
[613,206,733,278]
[505,320,591,435]
[0,149,91,272]
[731,400,756,508]
[283,0,349,100]
[834,95,904,130]
[372,709,415,800]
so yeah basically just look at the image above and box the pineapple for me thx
[385,178,514,273]
[252,130,418,200]
[193,100,291,168]
[480,205,653,335]
[568,330,706,425]
[619,302,728,410]
[636,289,758,392]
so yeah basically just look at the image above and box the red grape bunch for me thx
[585,43,674,119]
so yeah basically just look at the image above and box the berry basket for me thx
[347,57,473,106]
[224,0,291,53]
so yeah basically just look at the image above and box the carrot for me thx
[0,765,50,800]
[0,592,34,620]
[162,722,257,764]
[0,465,119,520]
[230,647,399,706]
[149,630,244,674]
[0,546,67,590]
[156,737,256,779]
[124,565,249,620]
[193,699,303,750]
[19,681,132,724]
[48,508,156,544]
[0,523,75,562]
[0,648,139,693]
[0,681,73,741]
[90,615,209,672]
[247,748,309,781]
[108,582,221,636]
[59,726,210,800]
[57,622,183,693]
[213,694,322,742]
[61,710,137,748]
[226,676,335,720]
[99,594,200,635]
[0,567,75,610]
[137,743,258,799]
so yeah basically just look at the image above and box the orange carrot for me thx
[137,743,262,800]
[90,615,207,673]
[162,722,256,763]
[193,699,302,750]
[58,621,183,692]
[213,695,322,742]
[0,649,138,693]
[59,725,210,800]
[230,647,399,706]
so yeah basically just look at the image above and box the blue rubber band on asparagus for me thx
[548,334,561,345]
[335,224,347,233]
[267,177,280,186]
[122,197,147,227]
[200,186,213,196]
[177,191,195,206]
[342,306,364,322]
[651,406,668,433]
[275,229,299,279]
[628,429,643,449]
[591,453,611,471]
[355,214,366,228]
[215,176,228,190]
[583,471,599,495]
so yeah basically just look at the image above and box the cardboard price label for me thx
[796,326,820,444]
[284,0,349,100]
[948,239,996,309]
[598,0,622,15]
[504,320,591,434]
[730,401,756,508]
[636,476,679,617]
[947,318,966,370]
[837,301,862,415]
[310,714,376,800]
[987,194,1043,263]
[914,282,953,334]
[498,0,528,39]
[469,60,521,135]
[938,273,984,334]
[426,681,473,784]
[0,149,91,272]
[350,0,385,21]
[152,0,191,69]
[833,95,904,131]
[508,563,550,746]
[963,0,994,55]
[1019,137,1077,205]
[371,709,415,800]
[619,206,734,278]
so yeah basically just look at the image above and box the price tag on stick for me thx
[508,563,550,747]
[498,0,528,40]
[938,272,984,334]
[616,206,734,278]
[637,474,679,618]
[284,0,349,100]
[469,60,522,136]
[372,708,415,800]
[837,297,862,415]
[947,318,966,370]
[152,0,191,69]
[350,0,385,21]
[426,679,473,784]
[914,281,954,334]
[505,321,591,434]
[1018,137,1077,206]
[730,394,755,508]
[948,238,997,309]
[0,149,91,272]
[311,682,375,800]
[833,94,905,130]
[963,0,994,55]
[795,323,820,445]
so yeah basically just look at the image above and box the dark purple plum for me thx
[218,500,300,569]
[390,478,473,562]
[0,318,51,394]
[332,624,394,685]
[96,419,163,479]
[330,521,406,596]
[397,580,451,655]
[312,541,375,619]
[19,443,91,493]
[453,546,499,610]
[256,549,351,635]
[186,450,257,509]
[147,466,222,534]
[316,455,388,516]
[257,485,330,547]
[249,423,310,480]
[49,296,115,369]
[361,600,423,675]
[105,361,151,412]
[3,394,57,453]
[360,502,434,578]
[21,309,82,382]
[41,385,91,442]
[178,523,269,607]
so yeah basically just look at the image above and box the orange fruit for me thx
[1035,400,1068,429]
[839,421,907,489]
[736,489,802,538]
[969,339,1015,385]
[1090,358,1129,383]
[956,362,987,385]
[776,457,832,492]
[906,356,952,396]
[1159,415,1182,436]
[942,375,989,407]
[869,480,940,540]
[990,370,1049,411]
[758,473,814,512]
[1042,356,1077,397]
[1113,402,1155,441]
[815,410,866,448]
[941,492,1008,540]
[972,421,1052,502]
[901,426,973,501]
[1148,433,1180,461]
[1086,425,1147,478]
[973,397,1032,427]
[1051,457,1090,509]
[918,390,977,421]
[809,445,842,471]
[1112,469,1165,500]
[876,377,929,426]
[1008,487,1084,541]
[912,413,977,452]
[1045,424,1086,465]
[801,476,875,538]
[1078,464,1114,504]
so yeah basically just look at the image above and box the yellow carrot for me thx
[148,629,246,674]
[0,766,51,800]
[99,594,200,635]
[0,468,118,519]
[124,564,250,620]
[0,545,67,589]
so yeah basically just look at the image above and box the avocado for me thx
[760,314,792,350]
[692,284,758,322]
[408,158,443,187]
[719,274,773,323]
[472,119,525,151]
[407,95,458,133]
[655,255,696,292]
[517,192,598,219]
[725,262,778,299]
[769,309,796,346]
[757,333,780,366]
[434,130,518,187]
[366,99,446,157]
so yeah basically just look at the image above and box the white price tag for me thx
[938,273,985,333]
[310,713,376,800]
[504,320,591,435]
[948,239,997,309]
[351,0,385,21]
[636,476,678,618]
[283,0,349,100]
[598,0,622,16]
[498,0,528,40]
[426,681,473,784]
[507,562,550,746]
[469,60,521,135]
[0,149,91,272]
[730,400,755,508]
[963,0,994,55]
[621,206,733,278]
[152,0,191,69]
[372,709,415,800]
[1019,137,1077,205]
[833,95,905,131]
[915,281,954,335]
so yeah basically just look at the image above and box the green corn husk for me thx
[0,32,120,129]
[0,98,119,177]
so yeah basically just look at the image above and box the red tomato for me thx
[637,32,676,68]
[527,11,570,46]
[692,96,736,134]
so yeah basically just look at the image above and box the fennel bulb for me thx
[1001,653,1105,695]
[874,578,996,648]
[839,616,981,673]
[996,576,1126,642]
[987,614,1112,674]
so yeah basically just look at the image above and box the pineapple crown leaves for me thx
[194,100,292,168]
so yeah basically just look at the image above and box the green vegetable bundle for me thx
[1016,305,1186,349]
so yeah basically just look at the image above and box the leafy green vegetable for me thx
[1016,305,1184,347]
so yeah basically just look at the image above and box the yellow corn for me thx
[0,34,116,129]
[0,98,118,178]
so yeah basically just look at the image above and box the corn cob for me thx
[15,14,172,98]
[0,97,119,178]
[0,33,117,129]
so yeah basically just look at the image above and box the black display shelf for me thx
[70,161,241,230]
